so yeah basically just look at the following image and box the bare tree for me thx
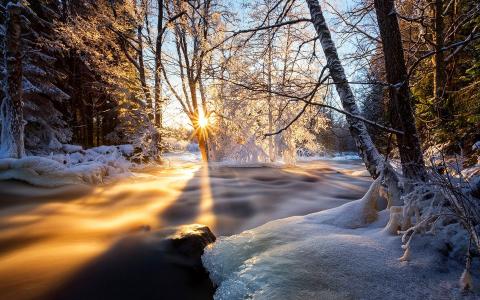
[162,0,215,161]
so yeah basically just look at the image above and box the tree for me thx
[305,0,384,178]
[56,0,160,158]
[162,0,218,161]
[373,0,427,180]
[154,0,164,129]
[0,1,24,158]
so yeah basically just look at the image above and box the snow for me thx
[472,141,480,151]
[297,152,361,161]
[202,179,479,300]
[117,144,135,156]
[62,144,83,153]
[225,137,270,165]
[0,145,136,187]
[462,165,480,180]
[163,137,190,152]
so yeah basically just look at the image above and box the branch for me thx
[408,32,480,78]
[222,77,404,135]
[206,18,311,53]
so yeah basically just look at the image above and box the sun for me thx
[198,113,209,129]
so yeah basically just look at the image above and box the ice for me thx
[202,179,479,300]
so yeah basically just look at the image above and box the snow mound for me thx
[62,144,83,153]
[0,146,134,187]
[202,180,478,300]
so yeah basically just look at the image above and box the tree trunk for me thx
[434,0,445,101]
[188,79,209,162]
[0,3,25,158]
[197,131,209,162]
[374,0,427,180]
[154,0,164,128]
[137,24,153,120]
[306,0,383,178]
[266,0,275,162]
[86,102,94,147]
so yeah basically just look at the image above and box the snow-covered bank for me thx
[297,152,361,161]
[0,145,135,187]
[202,180,480,300]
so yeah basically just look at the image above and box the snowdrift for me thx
[0,145,134,187]
[202,180,479,300]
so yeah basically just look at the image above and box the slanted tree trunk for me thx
[1,2,25,158]
[305,0,383,178]
[374,0,427,180]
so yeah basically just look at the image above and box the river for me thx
[0,157,371,300]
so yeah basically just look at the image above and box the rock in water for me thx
[47,224,216,300]
[169,224,216,258]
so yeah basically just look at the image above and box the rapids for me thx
[0,157,371,300]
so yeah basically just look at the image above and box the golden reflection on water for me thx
[193,165,214,227]
[0,164,199,300]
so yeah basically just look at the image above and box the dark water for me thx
[0,160,371,300]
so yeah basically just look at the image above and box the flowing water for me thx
[0,156,371,300]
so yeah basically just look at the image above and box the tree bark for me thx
[154,0,164,128]
[266,0,275,162]
[86,101,94,147]
[197,131,209,162]
[137,24,153,120]
[1,2,25,158]
[373,0,427,180]
[434,0,445,101]
[306,0,384,178]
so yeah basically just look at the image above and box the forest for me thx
[0,0,479,299]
